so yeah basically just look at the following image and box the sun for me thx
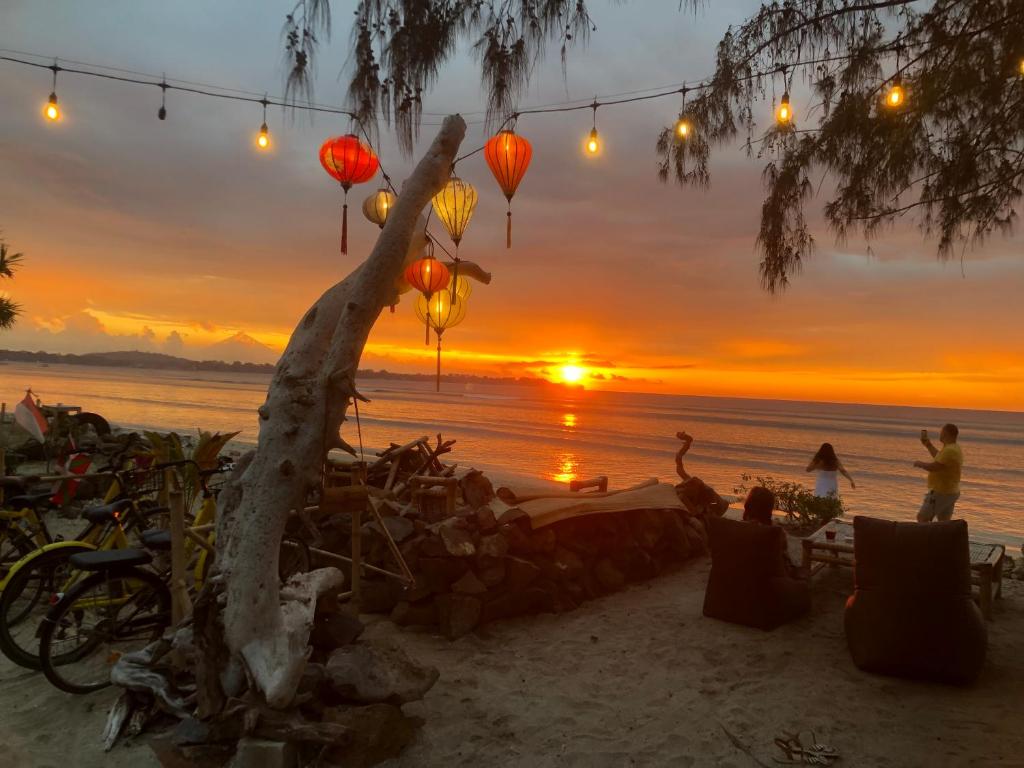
[559,364,585,384]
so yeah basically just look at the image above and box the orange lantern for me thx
[319,135,379,254]
[404,256,450,343]
[484,129,532,248]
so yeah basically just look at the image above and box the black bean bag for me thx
[703,516,810,630]
[844,516,986,685]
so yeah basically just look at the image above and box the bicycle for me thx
[38,536,172,694]
[0,478,55,577]
[0,462,170,669]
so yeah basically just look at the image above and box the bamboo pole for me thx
[168,480,192,623]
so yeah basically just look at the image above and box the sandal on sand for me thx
[773,732,840,765]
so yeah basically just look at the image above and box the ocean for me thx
[2,362,1022,545]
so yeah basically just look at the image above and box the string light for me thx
[776,92,792,124]
[674,86,691,139]
[885,78,905,108]
[256,97,270,150]
[585,101,600,155]
[158,76,167,120]
[44,62,60,122]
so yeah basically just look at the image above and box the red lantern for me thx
[484,129,532,248]
[404,257,450,344]
[319,135,379,254]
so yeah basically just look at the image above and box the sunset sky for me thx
[1,1,1022,411]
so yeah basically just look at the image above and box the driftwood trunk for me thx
[215,115,467,707]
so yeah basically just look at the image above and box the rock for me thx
[391,600,438,627]
[497,506,530,528]
[503,556,541,591]
[477,532,509,559]
[476,557,507,587]
[439,522,476,557]
[230,738,298,768]
[297,663,327,696]
[325,641,439,705]
[502,523,535,556]
[436,593,482,639]
[417,556,469,594]
[356,580,399,615]
[451,570,488,595]
[684,524,706,554]
[460,469,495,509]
[417,534,449,558]
[474,505,498,532]
[539,546,584,583]
[170,717,212,747]
[531,528,557,555]
[368,515,416,544]
[320,704,422,768]
[627,509,663,551]
[594,558,626,591]
[311,612,365,649]
[149,738,234,768]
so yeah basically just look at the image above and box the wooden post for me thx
[0,402,6,506]
[169,477,192,623]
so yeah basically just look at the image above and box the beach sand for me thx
[1,548,1021,767]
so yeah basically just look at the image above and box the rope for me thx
[352,396,366,464]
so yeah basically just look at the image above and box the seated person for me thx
[702,485,810,629]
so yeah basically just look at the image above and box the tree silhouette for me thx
[0,238,24,330]
[283,0,1024,291]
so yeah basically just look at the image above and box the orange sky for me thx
[1,2,1022,411]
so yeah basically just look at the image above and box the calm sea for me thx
[2,362,1022,545]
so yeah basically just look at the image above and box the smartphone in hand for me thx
[920,429,929,443]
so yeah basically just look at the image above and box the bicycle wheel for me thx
[39,568,170,694]
[0,545,93,669]
[0,525,35,580]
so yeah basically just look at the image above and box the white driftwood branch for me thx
[216,115,467,708]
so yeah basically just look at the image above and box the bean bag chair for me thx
[844,516,986,685]
[703,516,810,630]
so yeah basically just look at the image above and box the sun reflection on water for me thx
[561,413,577,429]
[551,453,579,483]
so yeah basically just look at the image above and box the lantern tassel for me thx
[506,208,512,249]
[341,200,349,255]
[436,333,443,392]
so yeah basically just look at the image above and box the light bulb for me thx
[44,92,60,122]
[675,118,691,139]
[158,106,167,121]
[1019,58,1024,75]
[776,93,792,124]
[886,83,905,108]
[256,122,270,149]
[586,128,599,155]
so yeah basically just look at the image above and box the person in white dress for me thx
[805,442,855,498]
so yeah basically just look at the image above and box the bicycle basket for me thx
[122,468,166,498]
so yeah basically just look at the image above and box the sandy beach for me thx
[1,540,1021,768]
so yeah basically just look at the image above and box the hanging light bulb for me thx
[158,77,168,121]
[674,86,691,140]
[255,97,270,150]
[776,92,793,124]
[44,62,61,122]
[885,78,905,108]
[585,101,601,156]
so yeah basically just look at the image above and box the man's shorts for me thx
[917,490,960,522]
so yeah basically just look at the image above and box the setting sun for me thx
[559,364,585,384]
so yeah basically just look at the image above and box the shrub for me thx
[734,474,844,532]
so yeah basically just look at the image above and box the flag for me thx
[51,439,92,506]
[13,392,47,444]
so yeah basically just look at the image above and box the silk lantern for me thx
[404,256,450,344]
[431,177,477,304]
[319,135,379,254]
[484,129,532,248]
[362,188,396,229]
[414,291,468,392]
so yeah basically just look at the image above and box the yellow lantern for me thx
[431,177,477,249]
[362,188,397,228]
[414,291,468,392]
[453,275,472,300]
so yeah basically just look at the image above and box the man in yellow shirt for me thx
[913,423,964,522]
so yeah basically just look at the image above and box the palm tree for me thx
[0,239,24,330]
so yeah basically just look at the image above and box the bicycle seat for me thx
[69,548,153,571]
[140,529,172,551]
[83,499,133,524]
[5,491,52,510]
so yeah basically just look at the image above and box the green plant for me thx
[0,238,24,330]
[734,473,845,531]
[144,429,239,513]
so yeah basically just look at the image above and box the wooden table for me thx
[801,519,1006,620]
